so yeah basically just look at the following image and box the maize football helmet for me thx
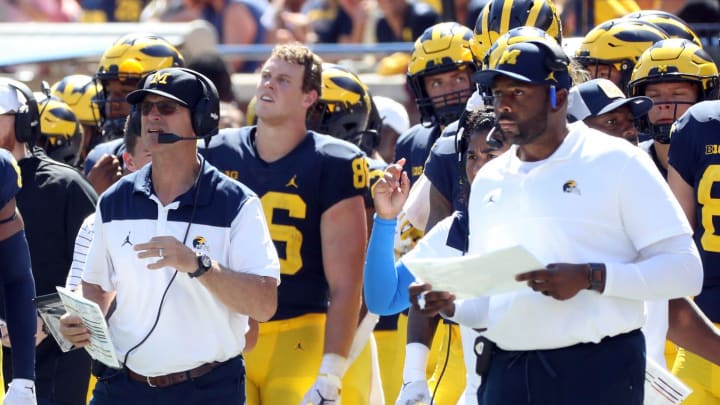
[474,0,563,60]
[629,38,719,143]
[624,10,702,48]
[307,64,377,154]
[36,95,82,165]
[575,18,669,92]
[51,74,101,127]
[408,22,480,127]
[482,26,558,69]
[95,33,184,139]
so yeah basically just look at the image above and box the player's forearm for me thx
[324,285,362,357]
[364,215,415,314]
[668,297,720,365]
[199,264,278,321]
[407,306,439,346]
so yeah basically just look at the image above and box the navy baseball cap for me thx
[127,67,202,107]
[473,41,572,90]
[567,78,653,122]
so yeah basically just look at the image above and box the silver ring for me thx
[158,248,164,258]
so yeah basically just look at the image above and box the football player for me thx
[85,33,184,194]
[574,18,668,93]
[668,101,720,405]
[51,74,103,167]
[0,147,37,405]
[201,43,370,405]
[628,39,718,178]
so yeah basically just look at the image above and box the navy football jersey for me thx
[0,149,21,208]
[669,100,720,321]
[201,127,368,320]
[423,121,470,212]
[393,124,442,185]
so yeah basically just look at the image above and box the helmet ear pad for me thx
[2,79,41,145]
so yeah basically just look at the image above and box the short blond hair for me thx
[270,43,323,95]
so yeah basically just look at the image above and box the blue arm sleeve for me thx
[364,215,416,315]
[1,230,37,380]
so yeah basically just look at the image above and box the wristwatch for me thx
[586,263,605,292]
[189,254,212,278]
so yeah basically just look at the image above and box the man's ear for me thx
[302,90,318,109]
[553,88,568,112]
[122,151,135,172]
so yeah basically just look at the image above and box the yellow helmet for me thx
[407,22,480,126]
[95,33,184,139]
[36,95,81,165]
[628,39,719,142]
[96,33,184,83]
[629,38,719,99]
[51,74,101,127]
[482,26,557,69]
[474,0,562,60]
[575,18,668,91]
[623,11,702,48]
[307,64,376,153]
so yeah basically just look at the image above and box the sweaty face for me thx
[583,106,639,145]
[491,76,551,146]
[645,81,698,126]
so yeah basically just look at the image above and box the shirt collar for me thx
[132,155,218,207]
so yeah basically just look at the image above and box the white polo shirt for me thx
[83,160,280,376]
[468,126,697,350]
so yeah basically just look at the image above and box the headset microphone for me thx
[485,125,506,149]
[157,132,201,144]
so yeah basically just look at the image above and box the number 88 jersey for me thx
[201,127,368,320]
[669,100,720,321]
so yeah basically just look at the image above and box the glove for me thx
[299,373,342,405]
[4,378,37,405]
[395,343,431,405]
[299,353,346,405]
[395,380,431,405]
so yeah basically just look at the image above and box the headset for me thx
[128,67,220,141]
[2,79,41,146]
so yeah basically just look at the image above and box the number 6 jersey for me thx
[201,126,368,320]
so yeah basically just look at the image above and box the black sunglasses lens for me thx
[141,101,177,116]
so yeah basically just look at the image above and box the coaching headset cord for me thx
[99,157,205,382]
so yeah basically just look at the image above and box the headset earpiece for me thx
[176,68,219,139]
[2,79,40,146]
[549,85,557,109]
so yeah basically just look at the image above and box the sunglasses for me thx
[140,100,181,116]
